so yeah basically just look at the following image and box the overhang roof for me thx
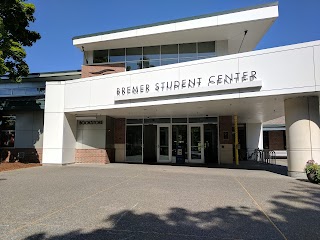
[73,2,278,54]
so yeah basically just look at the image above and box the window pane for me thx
[93,50,108,63]
[109,48,125,62]
[127,119,143,124]
[161,58,178,66]
[179,57,197,63]
[198,41,215,58]
[143,46,160,60]
[126,47,142,61]
[126,61,143,71]
[143,59,160,68]
[126,125,142,163]
[179,43,196,58]
[1,115,16,130]
[0,130,15,147]
[161,44,178,59]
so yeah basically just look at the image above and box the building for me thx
[0,70,81,162]
[2,2,318,178]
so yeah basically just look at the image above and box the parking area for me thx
[0,163,319,239]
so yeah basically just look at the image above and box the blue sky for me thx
[25,0,320,73]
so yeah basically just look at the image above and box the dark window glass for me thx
[172,125,188,160]
[179,43,196,58]
[126,47,142,61]
[93,50,108,63]
[172,118,187,123]
[263,131,269,149]
[109,48,125,62]
[0,115,16,147]
[198,41,215,58]
[126,125,142,163]
[189,117,217,123]
[161,44,178,59]
[127,119,143,124]
[144,118,171,124]
[143,46,160,60]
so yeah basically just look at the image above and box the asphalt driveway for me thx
[0,163,319,240]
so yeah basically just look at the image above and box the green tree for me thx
[0,0,40,82]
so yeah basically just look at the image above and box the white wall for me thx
[14,111,44,148]
[246,123,263,158]
[76,116,107,149]
[61,40,320,113]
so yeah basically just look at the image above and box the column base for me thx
[288,171,307,179]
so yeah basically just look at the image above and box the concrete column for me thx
[246,123,263,159]
[285,96,320,178]
[42,82,77,165]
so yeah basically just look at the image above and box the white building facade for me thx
[41,2,320,178]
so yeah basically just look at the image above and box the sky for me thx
[25,0,320,73]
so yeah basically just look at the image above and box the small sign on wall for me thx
[223,131,229,140]
[79,120,103,125]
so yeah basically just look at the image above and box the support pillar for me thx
[42,82,77,165]
[246,123,263,159]
[285,96,320,178]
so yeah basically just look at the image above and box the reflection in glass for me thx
[159,127,169,161]
[126,47,142,61]
[126,61,142,71]
[179,43,197,58]
[93,50,108,63]
[172,125,188,161]
[126,125,142,163]
[161,44,178,59]
[198,41,215,58]
[191,127,201,159]
[143,46,160,60]
[161,58,178,66]
[109,48,125,62]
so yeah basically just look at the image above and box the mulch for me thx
[0,162,41,173]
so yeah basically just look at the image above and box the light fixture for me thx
[76,116,97,120]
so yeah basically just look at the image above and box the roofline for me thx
[72,2,278,41]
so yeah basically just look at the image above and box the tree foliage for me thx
[0,0,40,82]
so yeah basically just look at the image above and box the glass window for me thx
[127,119,143,124]
[126,47,142,61]
[143,59,160,69]
[93,50,108,63]
[143,46,160,60]
[198,41,215,58]
[178,57,198,63]
[109,48,125,62]
[126,125,143,163]
[144,118,170,124]
[161,58,178,66]
[179,43,197,59]
[172,118,187,123]
[161,44,178,59]
[0,115,16,147]
[126,61,143,71]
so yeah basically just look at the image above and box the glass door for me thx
[126,125,143,163]
[157,125,171,162]
[189,125,204,163]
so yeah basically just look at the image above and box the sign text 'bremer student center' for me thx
[116,71,258,99]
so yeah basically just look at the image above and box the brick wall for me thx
[268,131,286,150]
[75,148,115,164]
[219,116,233,144]
[81,64,125,78]
[115,118,125,144]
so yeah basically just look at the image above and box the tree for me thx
[0,0,40,82]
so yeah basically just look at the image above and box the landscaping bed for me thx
[0,162,41,173]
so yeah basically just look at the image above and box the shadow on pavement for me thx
[22,182,320,240]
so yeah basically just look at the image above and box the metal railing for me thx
[250,149,277,164]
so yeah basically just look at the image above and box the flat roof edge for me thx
[72,2,278,41]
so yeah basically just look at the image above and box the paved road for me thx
[0,163,319,240]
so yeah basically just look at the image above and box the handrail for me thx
[251,148,277,165]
